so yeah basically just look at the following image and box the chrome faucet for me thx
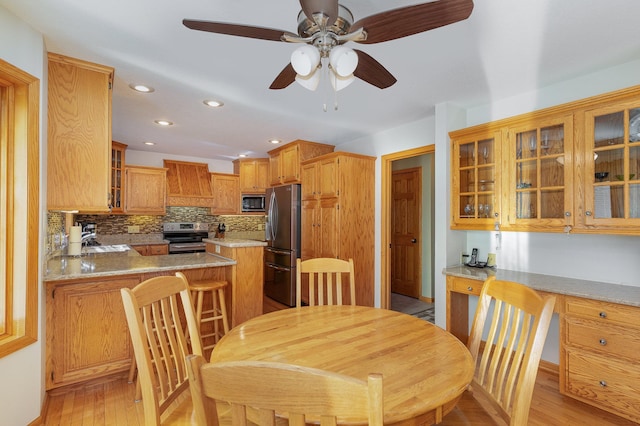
[81,231,97,246]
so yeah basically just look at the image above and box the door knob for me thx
[411,238,417,243]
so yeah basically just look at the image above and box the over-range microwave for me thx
[242,194,266,212]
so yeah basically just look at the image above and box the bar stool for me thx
[189,279,230,355]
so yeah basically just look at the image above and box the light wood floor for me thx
[42,368,637,425]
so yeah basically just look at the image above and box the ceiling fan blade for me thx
[183,19,297,42]
[269,63,297,90]
[353,49,397,89]
[351,0,473,44]
[300,0,339,26]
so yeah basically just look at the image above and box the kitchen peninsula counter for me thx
[44,248,252,390]
[44,251,236,281]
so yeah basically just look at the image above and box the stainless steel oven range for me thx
[163,222,209,254]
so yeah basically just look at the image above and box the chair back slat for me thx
[296,258,356,307]
[468,276,555,425]
[121,272,202,425]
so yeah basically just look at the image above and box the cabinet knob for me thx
[565,211,571,217]
[599,338,607,346]
[467,286,473,292]
[599,380,607,387]
[599,311,607,318]
[586,211,593,216]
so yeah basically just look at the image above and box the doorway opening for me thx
[381,145,435,320]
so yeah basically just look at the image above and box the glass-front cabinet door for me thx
[110,141,126,213]
[451,130,501,230]
[506,115,573,231]
[584,102,640,228]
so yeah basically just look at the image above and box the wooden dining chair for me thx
[296,257,356,307]
[456,276,555,426]
[187,355,384,426]
[121,272,203,425]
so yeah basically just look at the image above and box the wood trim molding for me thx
[381,145,435,309]
[0,58,40,357]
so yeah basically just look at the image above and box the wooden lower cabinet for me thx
[46,276,140,390]
[131,243,168,256]
[560,296,640,423]
[45,267,230,390]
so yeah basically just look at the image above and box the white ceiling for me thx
[3,0,640,160]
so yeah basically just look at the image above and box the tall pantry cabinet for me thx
[300,152,376,306]
[47,53,114,212]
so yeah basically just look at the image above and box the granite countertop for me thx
[45,250,236,281]
[204,238,267,248]
[443,265,640,307]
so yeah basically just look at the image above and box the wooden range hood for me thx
[163,159,214,207]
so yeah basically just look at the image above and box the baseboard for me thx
[419,296,434,303]
[538,359,559,376]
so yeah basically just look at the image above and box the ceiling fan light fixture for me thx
[329,45,358,77]
[329,71,355,91]
[295,69,321,91]
[290,45,320,77]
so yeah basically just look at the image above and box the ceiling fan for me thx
[183,0,473,92]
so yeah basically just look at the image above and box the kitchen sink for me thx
[82,244,131,254]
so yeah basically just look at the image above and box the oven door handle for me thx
[265,247,291,256]
[170,243,206,249]
[266,262,290,272]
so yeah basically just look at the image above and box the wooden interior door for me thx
[391,168,421,298]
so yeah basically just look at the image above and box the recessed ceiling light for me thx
[203,99,224,108]
[238,154,247,158]
[144,141,156,146]
[269,139,281,144]
[129,83,154,93]
[154,120,173,126]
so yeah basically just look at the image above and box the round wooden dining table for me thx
[209,305,474,425]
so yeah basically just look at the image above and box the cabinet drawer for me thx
[566,297,640,327]
[565,349,640,423]
[149,244,168,255]
[566,317,640,361]
[449,277,482,296]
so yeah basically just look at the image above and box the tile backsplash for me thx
[48,206,266,237]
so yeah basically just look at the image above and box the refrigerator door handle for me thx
[265,247,291,256]
[268,190,277,241]
[266,262,290,272]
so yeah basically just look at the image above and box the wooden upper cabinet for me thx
[505,115,574,232]
[300,152,375,306]
[47,53,114,212]
[124,166,167,215]
[450,129,502,231]
[211,172,240,214]
[163,160,214,207]
[450,84,640,235]
[268,140,335,185]
[583,100,640,230]
[234,158,269,193]
[110,141,127,214]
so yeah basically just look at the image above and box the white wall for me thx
[339,59,640,365]
[0,6,46,425]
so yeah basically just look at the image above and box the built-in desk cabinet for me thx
[445,273,640,423]
[130,243,168,256]
[47,53,114,212]
[561,296,640,423]
[450,84,640,235]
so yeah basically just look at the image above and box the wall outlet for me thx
[215,245,220,254]
[128,225,140,234]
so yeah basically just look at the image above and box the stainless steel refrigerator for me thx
[264,183,301,307]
